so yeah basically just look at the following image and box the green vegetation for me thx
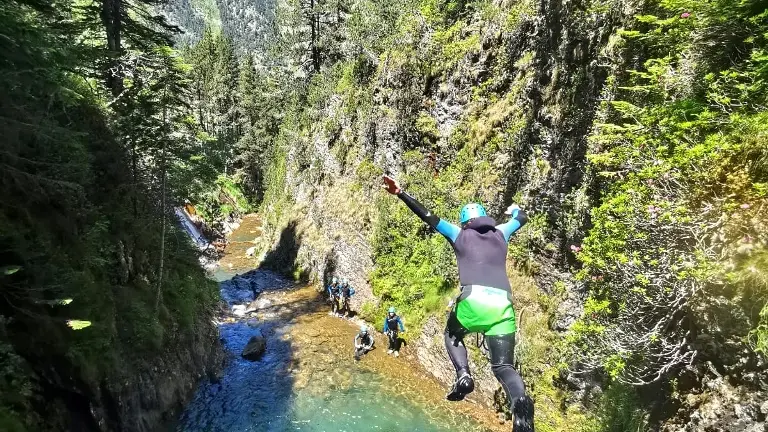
[572,0,768,389]
[0,0,222,429]
[7,0,765,428]
[253,0,768,429]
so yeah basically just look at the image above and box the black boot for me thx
[446,370,475,401]
[513,395,534,432]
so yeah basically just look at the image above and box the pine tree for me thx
[0,1,220,428]
[211,34,241,173]
[187,28,218,132]
[234,54,282,201]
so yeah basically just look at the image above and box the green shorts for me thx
[449,285,516,336]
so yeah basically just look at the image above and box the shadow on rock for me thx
[259,220,310,282]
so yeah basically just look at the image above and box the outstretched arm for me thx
[496,204,529,242]
[383,175,460,243]
[397,317,405,332]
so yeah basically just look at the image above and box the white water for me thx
[175,207,208,248]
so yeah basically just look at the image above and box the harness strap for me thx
[457,285,514,304]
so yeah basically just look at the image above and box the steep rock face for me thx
[662,377,767,432]
[258,0,627,411]
[23,313,224,432]
[256,0,767,429]
[416,316,499,407]
[105,329,224,432]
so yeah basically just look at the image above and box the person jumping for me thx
[382,174,535,432]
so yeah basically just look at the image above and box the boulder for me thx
[232,304,246,317]
[242,331,266,361]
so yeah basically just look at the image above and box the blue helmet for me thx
[332,277,338,284]
[360,325,368,333]
[388,307,396,314]
[459,203,487,224]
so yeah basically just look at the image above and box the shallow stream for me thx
[176,215,505,432]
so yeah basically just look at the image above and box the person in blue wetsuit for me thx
[382,175,535,432]
[338,278,356,317]
[383,307,406,357]
[327,277,340,299]
[327,277,342,315]
[354,325,375,361]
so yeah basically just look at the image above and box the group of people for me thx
[333,175,537,431]
[326,277,355,317]
[353,306,407,361]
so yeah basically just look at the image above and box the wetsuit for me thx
[327,282,340,299]
[396,190,529,406]
[354,332,375,360]
[328,283,342,314]
[339,284,355,316]
[383,314,405,352]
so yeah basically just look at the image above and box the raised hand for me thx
[382,175,401,195]
[504,203,521,215]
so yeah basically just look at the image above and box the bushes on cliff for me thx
[571,0,768,388]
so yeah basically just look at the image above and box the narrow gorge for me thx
[1,0,766,431]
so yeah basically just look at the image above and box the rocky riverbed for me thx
[175,215,509,431]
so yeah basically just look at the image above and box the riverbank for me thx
[179,214,509,431]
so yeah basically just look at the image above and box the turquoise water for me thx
[176,269,492,432]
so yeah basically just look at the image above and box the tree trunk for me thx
[156,89,168,315]
[310,0,321,73]
[132,141,138,217]
[101,0,123,97]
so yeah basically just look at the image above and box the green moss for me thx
[587,383,648,432]
[504,0,536,32]
[415,112,441,146]
[196,174,252,223]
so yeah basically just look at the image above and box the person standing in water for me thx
[354,325,375,361]
[382,175,535,432]
[383,307,406,357]
[327,277,342,316]
[338,278,355,318]
[327,277,340,300]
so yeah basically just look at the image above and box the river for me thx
[175,214,506,432]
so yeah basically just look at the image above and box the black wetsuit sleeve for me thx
[397,191,440,230]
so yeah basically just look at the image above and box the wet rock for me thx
[246,319,260,328]
[662,376,767,432]
[242,331,267,361]
[415,315,498,408]
[232,304,246,317]
[252,298,271,310]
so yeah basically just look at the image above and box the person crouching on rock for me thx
[382,174,535,432]
[354,325,375,361]
[383,307,406,357]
